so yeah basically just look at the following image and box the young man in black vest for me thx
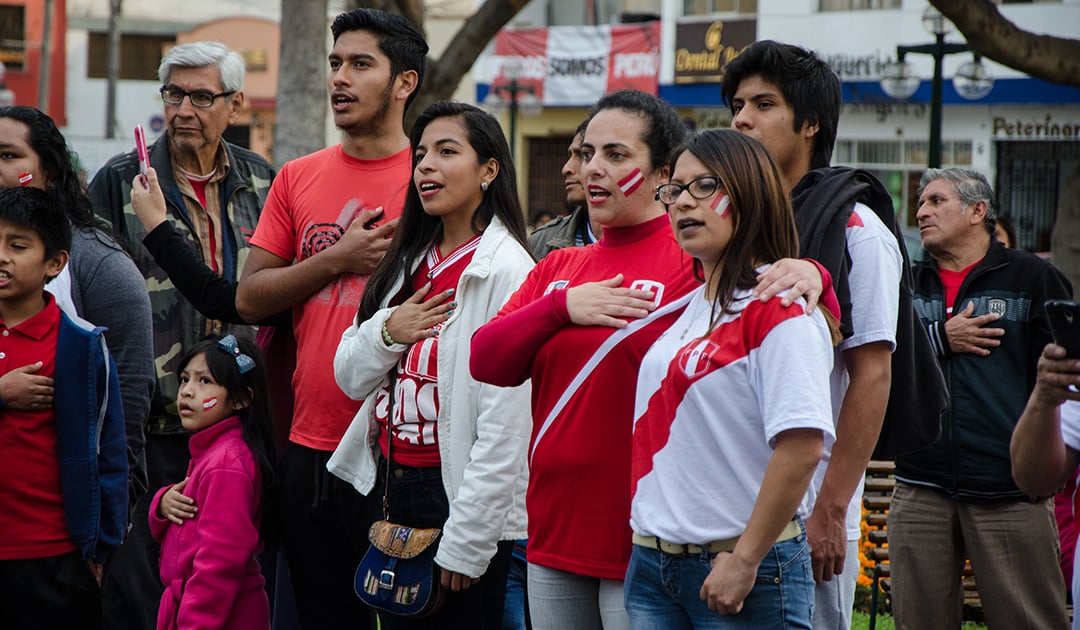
[724,40,923,630]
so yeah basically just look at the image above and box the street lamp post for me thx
[484,61,542,160]
[881,7,994,168]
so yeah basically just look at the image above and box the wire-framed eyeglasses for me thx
[159,85,236,108]
[655,176,722,206]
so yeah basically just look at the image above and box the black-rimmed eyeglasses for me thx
[655,176,722,206]
[159,85,236,108]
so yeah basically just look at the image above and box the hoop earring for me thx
[481,181,489,191]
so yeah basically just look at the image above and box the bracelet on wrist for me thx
[381,321,397,347]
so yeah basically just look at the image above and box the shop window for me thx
[833,138,973,226]
[0,6,25,72]
[819,0,900,10]
[527,134,575,224]
[684,0,757,16]
[87,33,175,81]
[996,140,1080,252]
[857,140,900,165]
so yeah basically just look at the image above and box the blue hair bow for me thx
[217,334,255,374]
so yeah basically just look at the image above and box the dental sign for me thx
[490,22,661,106]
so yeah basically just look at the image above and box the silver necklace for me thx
[679,293,716,341]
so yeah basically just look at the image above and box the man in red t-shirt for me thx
[235,10,428,629]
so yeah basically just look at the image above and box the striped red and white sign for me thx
[488,22,661,106]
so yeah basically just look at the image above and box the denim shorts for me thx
[623,522,814,630]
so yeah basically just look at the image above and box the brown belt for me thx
[632,519,801,556]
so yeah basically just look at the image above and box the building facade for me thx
[480,0,1080,252]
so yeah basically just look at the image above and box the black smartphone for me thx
[364,208,385,230]
[1046,299,1080,358]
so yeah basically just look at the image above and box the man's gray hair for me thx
[158,41,246,92]
[918,167,997,235]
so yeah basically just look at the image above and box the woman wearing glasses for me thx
[471,91,699,630]
[625,129,838,630]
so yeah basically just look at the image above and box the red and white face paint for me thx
[177,352,236,432]
[711,191,731,219]
[618,168,644,197]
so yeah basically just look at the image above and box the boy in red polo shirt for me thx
[0,187,128,629]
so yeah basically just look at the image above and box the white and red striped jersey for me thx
[374,236,480,467]
[631,287,835,544]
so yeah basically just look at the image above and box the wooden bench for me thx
[861,461,983,629]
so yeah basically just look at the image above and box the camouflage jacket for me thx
[88,137,275,435]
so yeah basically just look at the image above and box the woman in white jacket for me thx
[327,101,534,630]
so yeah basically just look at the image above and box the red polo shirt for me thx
[0,294,75,559]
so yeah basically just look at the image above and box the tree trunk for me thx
[275,0,329,167]
[1052,165,1080,294]
[929,0,1080,89]
[407,0,532,130]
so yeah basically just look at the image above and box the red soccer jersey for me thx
[481,215,699,579]
[376,236,480,467]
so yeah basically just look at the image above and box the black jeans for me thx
[278,443,376,630]
[102,432,191,630]
[0,550,101,630]
[375,456,515,630]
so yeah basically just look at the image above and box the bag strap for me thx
[382,371,397,521]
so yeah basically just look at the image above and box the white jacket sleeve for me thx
[333,307,407,401]
[435,379,531,577]
[433,246,534,578]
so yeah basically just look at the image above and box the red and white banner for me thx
[486,22,661,106]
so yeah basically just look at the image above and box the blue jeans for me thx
[623,528,814,630]
[503,551,528,630]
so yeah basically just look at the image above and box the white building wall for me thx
[757,0,1080,84]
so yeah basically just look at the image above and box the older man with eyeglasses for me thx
[88,40,275,630]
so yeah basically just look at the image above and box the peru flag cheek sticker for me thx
[711,192,731,219]
[202,397,219,411]
[618,168,644,197]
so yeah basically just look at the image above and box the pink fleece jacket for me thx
[149,416,269,630]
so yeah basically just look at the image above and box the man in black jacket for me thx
[890,167,1070,628]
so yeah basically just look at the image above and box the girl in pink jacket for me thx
[149,334,276,630]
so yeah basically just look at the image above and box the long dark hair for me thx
[0,106,112,234]
[177,335,277,541]
[358,101,531,322]
[669,129,800,329]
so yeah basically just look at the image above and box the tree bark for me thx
[928,0,1080,88]
[408,0,532,128]
[1051,165,1080,296]
[275,0,329,167]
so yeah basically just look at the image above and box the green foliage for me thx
[852,610,987,630]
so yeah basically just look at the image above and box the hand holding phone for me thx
[1046,300,1080,358]
[134,125,150,190]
